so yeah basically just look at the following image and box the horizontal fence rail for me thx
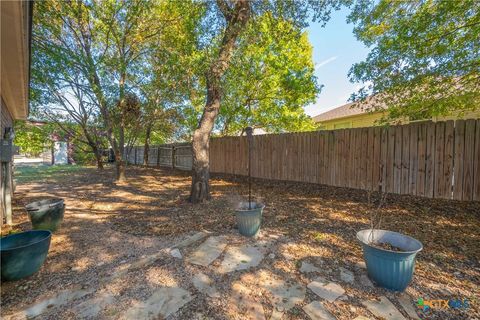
[126,119,480,201]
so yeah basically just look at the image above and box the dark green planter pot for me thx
[235,202,264,237]
[1,230,52,281]
[357,229,423,291]
[26,199,65,232]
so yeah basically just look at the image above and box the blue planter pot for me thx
[1,230,52,281]
[357,229,423,291]
[26,198,65,232]
[235,202,264,237]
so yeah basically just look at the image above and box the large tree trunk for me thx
[96,155,104,170]
[82,128,104,170]
[93,146,103,170]
[190,0,251,203]
[116,71,127,182]
[116,126,126,182]
[143,123,152,166]
[115,156,126,181]
[90,143,103,170]
[190,81,220,203]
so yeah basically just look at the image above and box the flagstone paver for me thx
[108,231,210,281]
[170,248,182,259]
[187,236,227,267]
[192,272,220,298]
[359,274,374,288]
[300,261,321,273]
[257,270,306,314]
[398,293,420,320]
[173,231,211,249]
[72,292,115,318]
[303,301,336,320]
[218,245,264,273]
[123,287,192,319]
[361,296,406,320]
[339,267,354,283]
[307,278,345,303]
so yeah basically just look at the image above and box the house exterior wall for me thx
[1,1,31,120]
[1,96,14,224]
[316,109,480,130]
[1,96,13,135]
[1,0,32,225]
[433,109,480,122]
[317,112,384,130]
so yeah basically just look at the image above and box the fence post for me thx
[172,145,176,169]
[157,147,160,167]
[134,147,137,165]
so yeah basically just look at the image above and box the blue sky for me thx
[304,8,370,117]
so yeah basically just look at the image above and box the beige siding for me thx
[1,0,31,119]
[318,112,384,130]
[317,109,480,130]
[1,96,14,224]
[434,109,480,122]
[1,96,13,136]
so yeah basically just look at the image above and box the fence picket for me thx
[416,123,427,197]
[474,120,480,201]
[393,126,402,194]
[408,123,418,195]
[453,120,465,200]
[434,122,445,198]
[443,121,455,199]
[463,119,476,201]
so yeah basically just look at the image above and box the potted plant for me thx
[235,201,265,237]
[26,198,65,232]
[356,192,423,291]
[235,126,265,237]
[1,230,52,281]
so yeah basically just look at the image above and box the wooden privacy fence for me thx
[125,143,192,170]
[128,119,480,201]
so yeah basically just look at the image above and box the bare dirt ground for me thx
[1,165,479,319]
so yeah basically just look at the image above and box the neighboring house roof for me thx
[0,0,33,120]
[313,96,386,123]
[313,102,366,123]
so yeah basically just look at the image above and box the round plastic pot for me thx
[357,229,423,291]
[235,202,264,237]
[1,230,52,281]
[26,198,65,232]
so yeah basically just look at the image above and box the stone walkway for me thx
[4,232,421,320]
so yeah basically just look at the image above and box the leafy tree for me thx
[13,121,53,157]
[31,0,196,179]
[217,14,319,135]
[29,25,108,170]
[31,1,117,170]
[348,0,480,121]
[189,0,341,203]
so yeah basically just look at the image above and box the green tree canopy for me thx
[14,121,53,157]
[217,13,319,135]
[31,0,202,176]
[348,0,480,121]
